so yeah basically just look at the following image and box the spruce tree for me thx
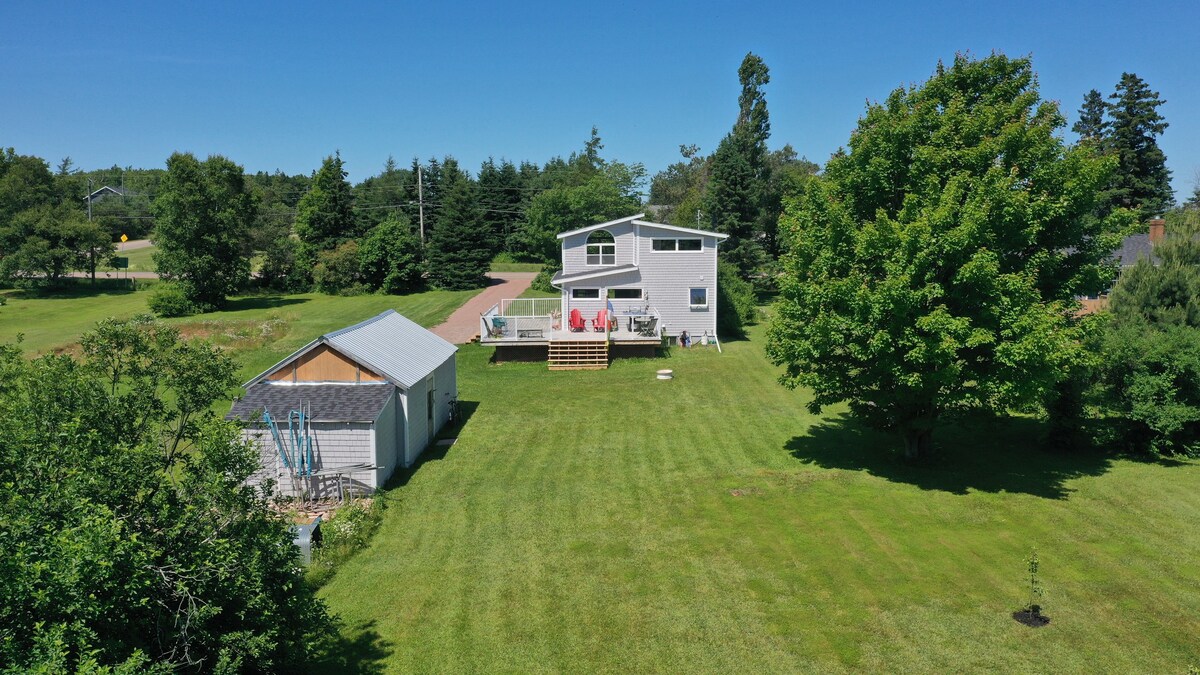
[1072,89,1108,142]
[427,174,492,290]
[1106,73,1173,219]
[295,153,355,275]
[704,53,773,280]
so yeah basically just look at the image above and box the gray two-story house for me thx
[479,213,728,368]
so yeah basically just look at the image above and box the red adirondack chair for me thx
[568,308,587,332]
[591,309,609,332]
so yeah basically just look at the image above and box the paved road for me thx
[430,272,537,344]
[118,239,153,251]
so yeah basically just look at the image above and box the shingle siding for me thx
[243,422,375,499]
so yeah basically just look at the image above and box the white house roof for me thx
[245,310,457,390]
[556,214,644,239]
[551,263,639,286]
[555,213,729,241]
[631,219,730,240]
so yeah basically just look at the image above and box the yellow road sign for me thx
[120,234,128,243]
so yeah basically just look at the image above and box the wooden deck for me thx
[480,327,661,347]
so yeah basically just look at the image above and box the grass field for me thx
[112,244,157,272]
[315,326,1200,673]
[0,286,475,384]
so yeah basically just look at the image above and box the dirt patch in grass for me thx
[1012,608,1051,627]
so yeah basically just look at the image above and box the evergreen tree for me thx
[477,158,525,256]
[1106,73,1173,219]
[704,53,773,279]
[295,153,355,275]
[153,153,257,308]
[353,155,416,234]
[427,175,492,290]
[1072,89,1108,142]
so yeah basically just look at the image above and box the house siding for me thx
[559,222,720,338]
[561,221,636,271]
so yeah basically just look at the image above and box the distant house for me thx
[1078,218,1165,314]
[227,310,457,498]
[83,185,129,204]
[479,213,728,368]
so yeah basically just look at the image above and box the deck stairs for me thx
[547,339,609,370]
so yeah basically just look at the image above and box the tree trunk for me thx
[902,427,933,460]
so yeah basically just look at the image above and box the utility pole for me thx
[417,165,425,243]
[87,178,94,221]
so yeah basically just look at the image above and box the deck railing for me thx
[480,300,663,342]
[499,297,560,317]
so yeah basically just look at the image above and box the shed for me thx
[227,310,457,498]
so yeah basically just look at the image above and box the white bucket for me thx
[656,369,673,380]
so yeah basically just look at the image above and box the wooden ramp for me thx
[548,340,609,370]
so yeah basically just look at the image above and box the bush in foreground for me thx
[0,317,335,672]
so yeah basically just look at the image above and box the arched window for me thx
[586,230,615,266]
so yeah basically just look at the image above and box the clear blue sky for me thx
[3,1,1197,200]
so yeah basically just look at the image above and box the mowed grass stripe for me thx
[315,326,1200,673]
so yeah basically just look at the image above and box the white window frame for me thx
[689,287,708,308]
[571,287,600,299]
[585,230,616,266]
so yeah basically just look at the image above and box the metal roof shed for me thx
[228,310,457,498]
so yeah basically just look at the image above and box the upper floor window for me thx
[586,230,616,265]
[652,238,702,252]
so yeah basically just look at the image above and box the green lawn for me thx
[490,259,543,273]
[115,244,157,272]
[0,287,475,384]
[316,327,1200,672]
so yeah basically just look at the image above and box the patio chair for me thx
[568,308,587,332]
[591,309,610,332]
[489,316,508,338]
[636,316,658,337]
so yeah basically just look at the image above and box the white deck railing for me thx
[480,300,663,342]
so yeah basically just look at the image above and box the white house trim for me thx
[631,220,730,240]
[557,213,645,240]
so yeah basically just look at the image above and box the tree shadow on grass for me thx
[308,619,392,674]
[4,278,137,299]
[220,295,310,312]
[785,411,1115,499]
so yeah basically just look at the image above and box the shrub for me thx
[530,261,561,294]
[717,259,757,337]
[147,282,197,317]
[306,499,384,588]
[359,217,424,294]
[313,241,366,295]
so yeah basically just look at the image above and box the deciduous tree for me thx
[766,54,1129,459]
[0,317,335,671]
[359,215,424,294]
[153,152,257,309]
